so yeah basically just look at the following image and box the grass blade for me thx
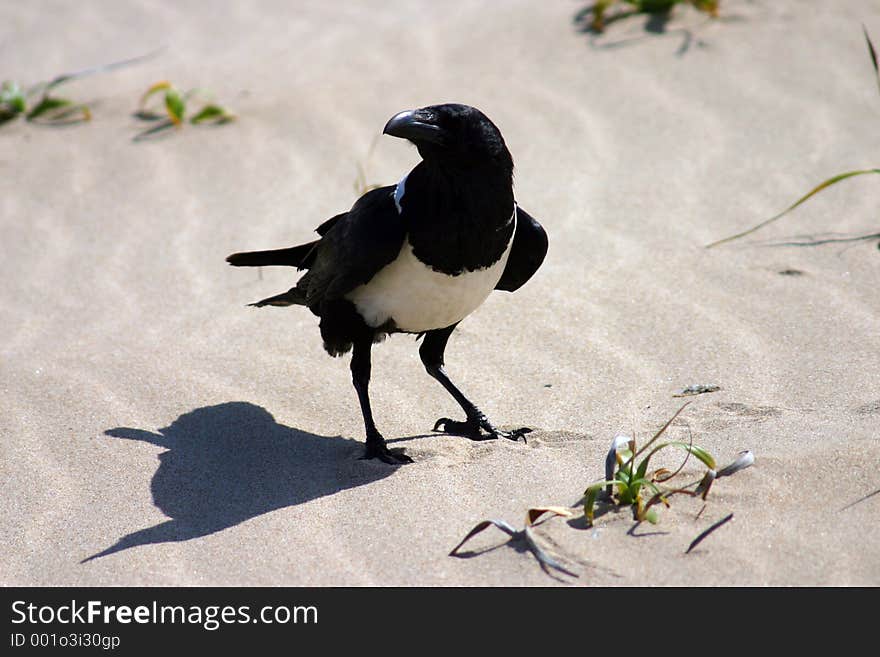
[449,519,517,556]
[26,48,164,99]
[706,169,880,248]
[583,480,618,526]
[164,88,185,125]
[139,81,172,110]
[26,96,71,120]
[668,442,715,470]
[26,97,91,124]
[591,0,615,32]
[695,469,716,499]
[525,506,573,527]
[715,450,754,477]
[654,427,695,483]
[865,27,879,97]
[633,401,691,460]
[190,104,234,124]
[644,487,694,516]
[635,454,650,482]
[44,48,164,95]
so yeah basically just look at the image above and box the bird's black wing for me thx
[495,206,548,292]
[298,185,406,307]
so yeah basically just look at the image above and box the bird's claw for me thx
[361,440,414,464]
[433,417,487,440]
[433,417,463,432]
[494,427,532,443]
[433,417,531,443]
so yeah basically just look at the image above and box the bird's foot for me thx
[432,416,531,443]
[361,436,414,464]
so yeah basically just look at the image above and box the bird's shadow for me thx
[83,401,396,563]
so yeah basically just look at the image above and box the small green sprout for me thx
[0,81,27,122]
[706,28,880,249]
[586,0,719,33]
[134,81,235,140]
[583,403,753,526]
[1,74,91,125]
[1,51,159,127]
[451,407,753,577]
[450,507,578,578]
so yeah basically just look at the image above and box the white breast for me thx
[346,217,515,333]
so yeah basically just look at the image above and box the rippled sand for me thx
[2,0,878,585]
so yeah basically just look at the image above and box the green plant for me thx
[587,0,719,33]
[706,29,880,249]
[134,81,235,140]
[449,405,753,578]
[1,52,158,126]
[583,403,753,525]
[0,78,92,124]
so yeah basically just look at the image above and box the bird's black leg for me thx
[419,325,530,442]
[351,336,413,464]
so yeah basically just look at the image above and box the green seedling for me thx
[134,81,234,140]
[0,51,159,125]
[587,0,719,33]
[583,403,753,526]
[450,507,578,578]
[1,50,160,126]
[707,29,880,249]
[0,81,28,123]
[1,75,92,125]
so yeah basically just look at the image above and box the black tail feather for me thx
[226,241,319,269]
[249,287,306,307]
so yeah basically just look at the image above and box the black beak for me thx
[383,109,445,145]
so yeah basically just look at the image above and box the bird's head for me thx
[383,103,513,174]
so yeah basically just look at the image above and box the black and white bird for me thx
[227,103,547,464]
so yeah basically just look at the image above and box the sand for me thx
[1,0,878,586]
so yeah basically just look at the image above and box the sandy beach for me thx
[2,0,878,586]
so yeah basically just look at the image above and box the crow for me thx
[227,103,547,464]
